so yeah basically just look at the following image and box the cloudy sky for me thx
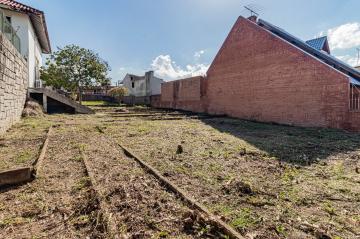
[22,0,360,83]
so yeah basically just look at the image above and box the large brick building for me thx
[152,16,360,131]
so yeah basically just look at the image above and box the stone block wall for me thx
[0,33,28,134]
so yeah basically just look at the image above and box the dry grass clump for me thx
[22,100,44,117]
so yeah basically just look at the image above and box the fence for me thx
[0,10,21,54]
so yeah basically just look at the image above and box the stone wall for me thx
[0,33,28,134]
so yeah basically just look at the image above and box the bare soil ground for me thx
[0,117,51,171]
[103,107,360,239]
[0,105,359,238]
[0,125,105,238]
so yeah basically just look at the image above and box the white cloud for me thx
[323,22,360,50]
[336,55,359,67]
[194,50,205,59]
[151,54,209,81]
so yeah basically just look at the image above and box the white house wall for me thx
[27,19,42,88]
[150,76,163,95]
[122,75,147,97]
[2,9,43,88]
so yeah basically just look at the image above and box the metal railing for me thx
[0,10,21,54]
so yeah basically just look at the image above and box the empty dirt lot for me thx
[0,105,359,239]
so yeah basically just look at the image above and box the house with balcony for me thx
[0,0,93,117]
[0,0,51,88]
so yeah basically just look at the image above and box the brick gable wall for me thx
[205,17,350,129]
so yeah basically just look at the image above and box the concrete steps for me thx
[28,88,94,114]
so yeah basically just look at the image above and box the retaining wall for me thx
[0,33,28,134]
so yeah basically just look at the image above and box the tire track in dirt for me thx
[0,126,106,238]
[81,128,232,238]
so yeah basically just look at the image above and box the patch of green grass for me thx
[71,215,90,227]
[322,201,336,216]
[73,177,91,191]
[281,167,300,183]
[230,208,260,231]
[332,161,345,179]
[71,155,83,162]
[0,217,30,228]
[275,224,287,236]
[211,204,234,217]
[82,101,118,106]
[76,143,87,151]
[156,231,169,238]
[15,150,33,164]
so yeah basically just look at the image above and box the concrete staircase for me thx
[28,88,94,114]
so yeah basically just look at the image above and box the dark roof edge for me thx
[257,18,360,83]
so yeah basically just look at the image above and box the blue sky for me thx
[22,0,360,83]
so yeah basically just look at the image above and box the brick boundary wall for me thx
[349,112,360,131]
[0,33,28,134]
[157,76,206,112]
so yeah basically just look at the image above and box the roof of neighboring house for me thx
[0,0,51,53]
[119,74,143,84]
[306,36,327,51]
[256,18,360,84]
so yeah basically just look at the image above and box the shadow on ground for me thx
[200,117,360,166]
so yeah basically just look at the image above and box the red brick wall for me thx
[161,82,174,102]
[178,77,202,101]
[349,112,360,131]
[156,76,205,112]
[152,16,357,131]
[206,17,350,129]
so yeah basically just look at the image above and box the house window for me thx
[132,82,135,88]
[5,16,11,23]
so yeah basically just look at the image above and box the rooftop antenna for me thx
[244,5,259,17]
[357,48,360,66]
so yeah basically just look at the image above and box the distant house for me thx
[82,85,113,96]
[121,71,164,97]
[0,0,51,88]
